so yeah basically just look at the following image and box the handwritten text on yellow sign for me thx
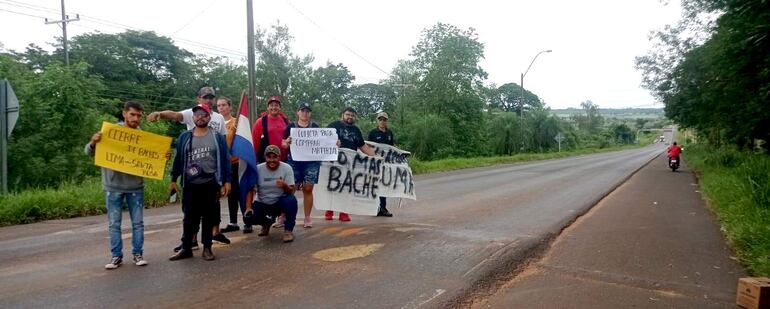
[94,122,172,180]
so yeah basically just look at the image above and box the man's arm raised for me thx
[147,110,183,122]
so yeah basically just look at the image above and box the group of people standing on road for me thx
[87,86,398,269]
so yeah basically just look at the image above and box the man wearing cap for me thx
[325,107,376,222]
[368,111,395,217]
[282,102,321,228]
[148,86,231,249]
[243,145,298,243]
[147,86,227,136]
[168,104,232,261]
[252,95,290,163]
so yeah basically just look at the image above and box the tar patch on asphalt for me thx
[312,243,385,262]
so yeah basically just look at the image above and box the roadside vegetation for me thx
[684,144,770,276]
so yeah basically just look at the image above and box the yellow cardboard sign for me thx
[94,122,172,180]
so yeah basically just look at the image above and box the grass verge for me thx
[0,177,172,226]
[684,144,770,276]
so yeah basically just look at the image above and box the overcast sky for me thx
[0,0,681,109]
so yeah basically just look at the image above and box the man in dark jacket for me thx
[325,107,376,222]
[168,104,231,261]
[368,111,395,217]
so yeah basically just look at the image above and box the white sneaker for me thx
[132,254,148,266]
[303,217,313,228]
[105,256,122,270]
[272,214,285,228]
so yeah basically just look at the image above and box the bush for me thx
[0,176,173,227]
[741,156,770,208]
[686,144,770,276]
[704,147,744,168]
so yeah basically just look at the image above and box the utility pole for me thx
[45,0,79,66]
[246,0,257,122]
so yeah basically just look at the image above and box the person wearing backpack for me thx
[251,95,290,230]
[252,95,290,163]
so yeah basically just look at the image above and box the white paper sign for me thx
[289,128,339,161]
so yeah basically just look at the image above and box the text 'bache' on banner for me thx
[93,122,172,180]
[315,143,416,216]
[289,128,338,161]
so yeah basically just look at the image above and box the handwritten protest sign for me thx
[289,128,338,161]
[366,141,416,200]
[94,122,172,180]
[316,148,382,215]
[315,143,417,215]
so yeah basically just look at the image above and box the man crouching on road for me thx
[244,145,298,243]
[169,104,231,261]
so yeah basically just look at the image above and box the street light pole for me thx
[518,49,552,152]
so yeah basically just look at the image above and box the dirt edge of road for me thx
[437,152,664,308]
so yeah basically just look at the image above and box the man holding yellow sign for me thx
[86,101,171,270]
[94,122,172,180]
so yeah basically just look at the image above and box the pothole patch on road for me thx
[394,227,430,232]
[312,243,385,262]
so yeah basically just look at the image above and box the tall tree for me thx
[66,30,196,115]
[409,23,489,157]
[490,82,543,114]
[636,0,770,149]
[346,83,397,123]
[3,61,105,189]
[253,22,313,112]
[571,100,604,133]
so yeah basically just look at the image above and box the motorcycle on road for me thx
[669,156,680,172]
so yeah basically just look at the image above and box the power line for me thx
[171,0,220,36]
[0,0,59,13]
[282,0,390,76]
[0,7,53,20]
[0,0,246,59]
[68,23,243,60]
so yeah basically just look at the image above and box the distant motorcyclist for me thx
[667,142,682,160]
[667,142,683,171]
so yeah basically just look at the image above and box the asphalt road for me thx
[479,137,744,308]
[0,143,666,308]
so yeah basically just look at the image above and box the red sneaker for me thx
[339,212,351,222]
[324,210,334,221]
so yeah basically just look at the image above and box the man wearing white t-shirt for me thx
[148,86,226,135]
[147,86,231,250]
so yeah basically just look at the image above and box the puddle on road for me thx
[312,243,385,262]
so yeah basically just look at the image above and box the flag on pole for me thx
[232,92,258,210]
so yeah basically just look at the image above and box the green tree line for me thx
[636,0,770,150]
[1,22,646,191]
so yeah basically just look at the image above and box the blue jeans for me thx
[106,191,144,258]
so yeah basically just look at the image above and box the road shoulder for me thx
[478,154,746,308]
